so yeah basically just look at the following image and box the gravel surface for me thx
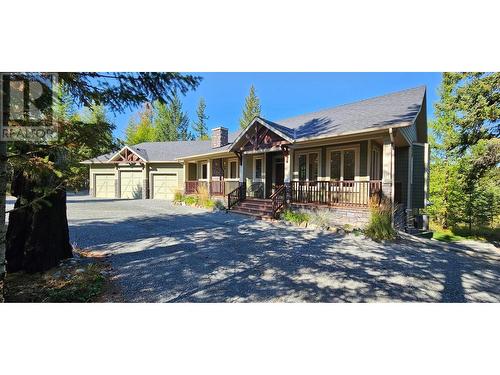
[12,195,499,302]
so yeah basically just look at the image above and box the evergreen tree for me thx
[193,98,209,140]
[154,100,177,141]
[239,85,261,129]
[125,103,156,145]
[154,92,192,141]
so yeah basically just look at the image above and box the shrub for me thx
[173,190,184,203]
[184,196,198,206]
[196,184,210,207]
[214,199,226,210]
[282,209,310,224]
[365,196,396,241]
[308,209,331,229]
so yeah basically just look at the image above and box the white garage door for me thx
[120,171,143,199]
[152,174,178,200]
[95,174,115,198]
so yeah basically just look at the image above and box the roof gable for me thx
[108,146,147,163]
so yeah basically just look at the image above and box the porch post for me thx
[382,135,394,202]
[284,147,293,204]
[207,158,212,196]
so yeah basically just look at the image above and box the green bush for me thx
[365,197,396,241]
[184,196,198,206]
[308,209,331,229]
[282,209,310,224]
[173,190,184,202]
[214,199,226,210]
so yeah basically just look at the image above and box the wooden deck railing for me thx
[185,180,240,196]
[290,180,382,207]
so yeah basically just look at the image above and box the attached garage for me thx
[151,173,178,200]
[120,171,143,199]
[94,174,115,198]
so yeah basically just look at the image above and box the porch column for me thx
[207,159,212,196]
[239,154,244,183]
[382,136,394,202]
[284,148,293,203]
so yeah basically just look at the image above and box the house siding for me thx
[395,146,409,206]
[412,144,425,208]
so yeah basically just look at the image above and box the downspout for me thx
[389,128,396,227]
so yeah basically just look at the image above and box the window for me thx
[254,158,262,179]
[229,161,238,179]
[188,163,197,180]
[201,163,208,180]
[343,150,355,180]
[327,147,358,181]
[298,154,307,181]
[297,152,320,181]
[330,151,341,180]
[371,148,381,180]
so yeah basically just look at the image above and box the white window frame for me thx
[200,162,208,181]
[294,149,321,181]
[253,156,264,181]
[226,158,239,181]
[326,145,360,181]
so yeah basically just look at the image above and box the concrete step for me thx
[238,202,274,210]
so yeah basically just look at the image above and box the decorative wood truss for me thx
[239,123,291,153]
[109,147,145,164]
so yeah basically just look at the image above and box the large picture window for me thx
[297,152,319,181]
[327,147,359,181]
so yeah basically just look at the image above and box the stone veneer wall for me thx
[290,204,370,229]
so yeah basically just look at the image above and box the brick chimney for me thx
[211,127,228,148]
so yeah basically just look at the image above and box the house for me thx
[82,86,429,229]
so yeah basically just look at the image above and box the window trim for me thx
[294,149,321,182]
[325,145,360,181]
[200,162,208,181]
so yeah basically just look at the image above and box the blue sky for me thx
[111,73,442,139]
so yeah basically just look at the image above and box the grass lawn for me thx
[431,223,499,243]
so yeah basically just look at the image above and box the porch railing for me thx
[186,180,240,196]
[290,180,382,207]
[227,182,246,209]
[270,184,286,218]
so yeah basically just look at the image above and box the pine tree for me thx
[239,85,261,129]
[154,100,177,141]
[154,92,192,141]
[193,98,209,140]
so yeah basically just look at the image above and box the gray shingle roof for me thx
[275,85,426,140]
[84,86,425,164]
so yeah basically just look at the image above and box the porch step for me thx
[230,198,275,219]
[230,207,274,220]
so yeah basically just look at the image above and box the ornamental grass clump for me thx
[365,196,397,241]
[196,184,210,207]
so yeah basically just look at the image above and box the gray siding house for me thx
[83,86,429,228]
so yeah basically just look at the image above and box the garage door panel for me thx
[152,174,177,200]
[95,174,115,198]
[120,171,143,199]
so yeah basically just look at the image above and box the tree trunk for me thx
[5,172,72,274]
[0,141,7,302]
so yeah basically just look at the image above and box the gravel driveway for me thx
[61,195,500,302]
